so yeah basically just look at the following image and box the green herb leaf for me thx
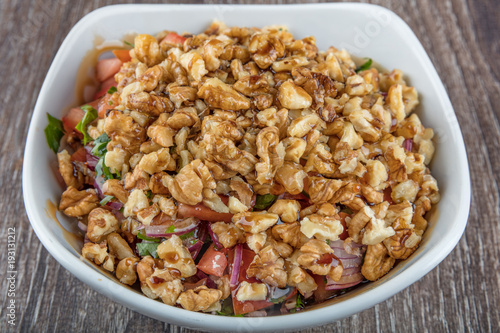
[166,225,176,233]
[44,113,65,153]
[99,195,114,206]
[107,86,117,94]
[326,239,331,245]
[355,58,372,73]
[123,41,134,47]
[145,190,153,199]
[254,194,278,210]
[216,297,242,316]
[75,105,98,145]
[108,100,114,106]
[137,231,161,242]
[296,293,305,309]
[95,157,115,181]
[270,294,288,304]
[91,133,110,158]
[137,242,159,258]
[179,230,195,240]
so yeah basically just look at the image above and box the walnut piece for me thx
[247,245,287,288]
[233,211,279,234]
[59,186,99,217]
[86,208,119,243]
[157,235,197,278]
[297,239,343,281]
[361,243,395,281]
[210,222,245,248]
[176,285,222,312]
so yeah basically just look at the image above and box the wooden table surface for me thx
[1,0,499,332]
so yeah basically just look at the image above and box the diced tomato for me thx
[178,202,233,223]
[97,93,117,118]
[62,107,85,133]
[161,32,187,45]
[197,246,228,277]
[339,212,350,241]
[312,274,331,303]
[229,248,274,315]
[96,58,122,82]
[112,49,131,63]
[383,187,394,205]
[93,76,117,100]
[71,147,87,162]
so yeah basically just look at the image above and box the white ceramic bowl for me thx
[23,3,470,332]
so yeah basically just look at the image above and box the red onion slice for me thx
[230,244,243,286]
[208,223,223,249]
[107,200,123,211]
[144,217,200,237]
[77,221,88,232]
[326,239,366,290]
[188,240,204,260]
[85,145,98,170]
[403,138,413,152]
[93,176,105,198]
[325,280,363,290]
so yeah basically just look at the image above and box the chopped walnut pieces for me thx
[230,177,254,207]
[134,34,163,66]
[275,162,307,195]
[233,211,279,234]
[57,150,83,189]
[102,179,129,204]
[198,77,250,110]
[210,222,245,248]
[104,110,147,154]
[146,269,184,305]
[116,257,139,285]
[273,222,309,248]
[278,80,312,109]
[165,159,215,205]
[247,246,287,288]
[203,133,258,175]
[248,33,285,69]
[287,265,318,296]
[236,281,268,301]
[59,187,99,217]
[176,286,223,312]
[297,239,343,281]
[59,23,441,311]
[87,208,119,243]
[255,126,285,184]
[268,199,301,223]
[361,243,395,281]
[157,235,197,278]
[300,214,344,241]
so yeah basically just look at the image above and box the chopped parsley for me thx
[137,231,161,242]
[75,105,98,145]
[91,133,110,158]
[99,195,114,206]
[166,225,176,233]
[107,86,117,94]
[44,113,65,153]
[355,58,372,73]
[145,190,153,199]
[290,294,305,313]
[136,242,159,258]
[95,157,115,181]
[179,230,195,240]
[254,194,278,210]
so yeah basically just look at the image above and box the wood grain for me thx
[1,0,498,332]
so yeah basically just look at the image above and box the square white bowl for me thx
[23,3,470,332]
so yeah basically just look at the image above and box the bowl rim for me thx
[22,2,471,331]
